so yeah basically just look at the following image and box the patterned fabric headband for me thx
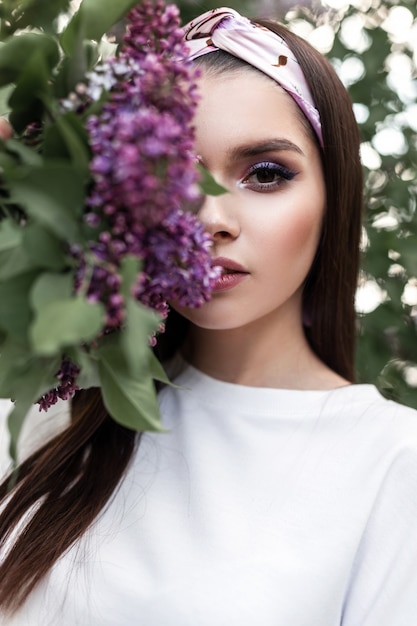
[183,7,323,148]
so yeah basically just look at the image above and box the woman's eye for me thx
[240,162,297,192]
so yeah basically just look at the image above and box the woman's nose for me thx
[197,194,241,242]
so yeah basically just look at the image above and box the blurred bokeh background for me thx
[178,0,417,408]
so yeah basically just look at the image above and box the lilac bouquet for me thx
[0,0,220,460]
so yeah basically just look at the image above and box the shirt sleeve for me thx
[342,446,417,626]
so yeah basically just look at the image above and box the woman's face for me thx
[173,69,325,332]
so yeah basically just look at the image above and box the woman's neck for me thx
[182,309,349,391]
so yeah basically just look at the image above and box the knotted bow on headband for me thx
[183,7,323,148]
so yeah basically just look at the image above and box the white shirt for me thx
[2,361,417,625]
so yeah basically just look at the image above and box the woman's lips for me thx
[212,257,249,292]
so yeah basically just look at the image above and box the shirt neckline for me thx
[166,354,381,417]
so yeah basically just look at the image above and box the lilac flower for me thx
[39,1,219,412]
[136,210,218,311]
[38,358,80,412]
[80,0,218,324]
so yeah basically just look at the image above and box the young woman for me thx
[1,7,417,625]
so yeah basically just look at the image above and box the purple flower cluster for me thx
[136,210,216,314]
[81,0,218,327]
[38,358,80,412]
[38,1,219,411]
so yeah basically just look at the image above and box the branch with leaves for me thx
[0,0,223,462]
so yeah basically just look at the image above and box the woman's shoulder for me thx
[326,383,417,463]
[340,384,417,420]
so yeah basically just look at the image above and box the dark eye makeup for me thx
[240,161,298,193]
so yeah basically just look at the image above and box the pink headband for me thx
[183,7,323,148]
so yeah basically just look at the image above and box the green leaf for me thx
[5,355,61,463]
[9,0,71,35]
[198,163,227,197]
[0,340,33,397]
[0,343,58,403]
[0,271,39,338]
[54,39,100,99]
[8,49,54,133]
[66,346,100,389]
[6,163,85,241]
[119,255,142,299]
[0,246,34,280]
[122,297,161,376]
[23,223,67,270]
[98,345,164,432]
[2,138,43,167]
[30,296,105,356]
[6,401,28,468]
[119,256,161,375]
[61,0,138,56]
[0,149,18,172]
[43,113,90,175]
[148,350,171,386]
[0,33,59,87]
[0,84,12,115]
[0,218,22,252]
[30,272,74,312]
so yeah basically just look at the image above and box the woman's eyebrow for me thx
[228,138,305,161]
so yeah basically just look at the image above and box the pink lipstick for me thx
[212,257,249,292]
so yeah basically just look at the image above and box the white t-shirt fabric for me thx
[2,360,417,625]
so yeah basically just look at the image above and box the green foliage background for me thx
[296,0,417,409]
[318,0,417,408]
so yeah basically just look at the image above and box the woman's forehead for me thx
[195,71,317,155]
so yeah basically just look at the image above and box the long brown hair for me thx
[258,23,363,382]
[0,18,363,613]
[0,390,138,612]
